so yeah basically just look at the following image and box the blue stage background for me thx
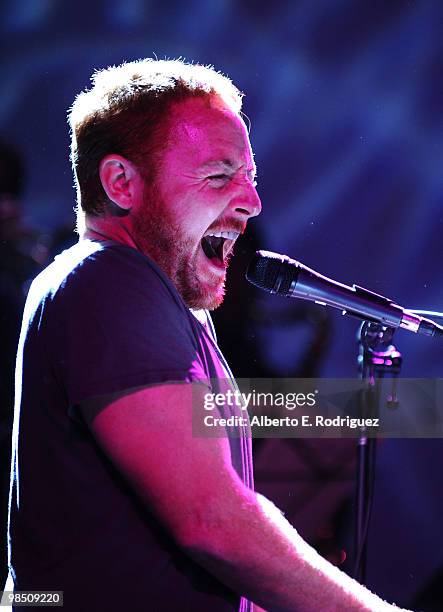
[2,1,443,607]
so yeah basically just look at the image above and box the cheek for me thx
[179,196,222,233]
[158,175,227,235]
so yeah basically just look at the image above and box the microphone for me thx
[246,250,443,338]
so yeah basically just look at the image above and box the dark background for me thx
[1,0,443,609]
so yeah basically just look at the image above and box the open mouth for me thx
[200,230,240,267]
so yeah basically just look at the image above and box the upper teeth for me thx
[206,231,239,240]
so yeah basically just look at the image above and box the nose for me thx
[232,180,262,219]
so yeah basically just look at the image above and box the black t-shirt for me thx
[9,240,253,612]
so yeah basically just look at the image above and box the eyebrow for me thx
[199,159,257,175]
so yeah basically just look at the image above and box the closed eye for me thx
[208,174,229,180]
[207,171,257,187]
[207,174,231,187]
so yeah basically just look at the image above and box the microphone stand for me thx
[352,322,402,583]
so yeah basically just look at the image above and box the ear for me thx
[99,154,143,211]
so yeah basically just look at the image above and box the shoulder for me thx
[24,240,195,347]
[32,240,184,312]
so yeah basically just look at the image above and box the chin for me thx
[185,287,226,311]
[171,249,229,310]
[181,278,226,311]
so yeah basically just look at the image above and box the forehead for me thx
[163,97,255,170]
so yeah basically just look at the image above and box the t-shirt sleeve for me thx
[48,247,209,410]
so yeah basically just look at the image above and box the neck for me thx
[81,217,138,251]
[83,228,114,243]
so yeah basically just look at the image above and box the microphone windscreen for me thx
[246,250,297,295]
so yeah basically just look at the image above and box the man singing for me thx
[8,59,405,611]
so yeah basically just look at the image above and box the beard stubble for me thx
[131,185,226,310]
